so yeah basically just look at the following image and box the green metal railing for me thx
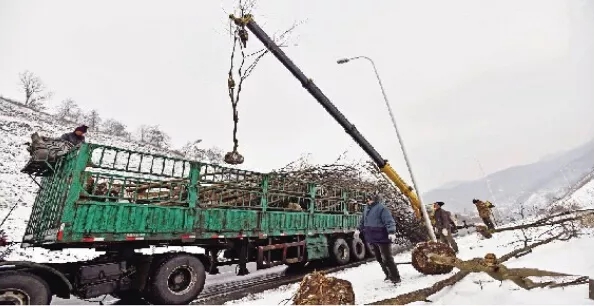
[24,143,373,241]
[24,149,82,241]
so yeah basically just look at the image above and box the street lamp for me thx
[474,157,500,225]
[337,56,436,242]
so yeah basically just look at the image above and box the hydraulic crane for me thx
[229,14,437,241]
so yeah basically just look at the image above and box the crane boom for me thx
[230,14,423,219]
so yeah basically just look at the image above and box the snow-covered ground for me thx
[226,228,594,305]
[224,180,594,305]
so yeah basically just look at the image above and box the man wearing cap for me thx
[354,193,401,283]
[433,201,459,253]
[472,198,496,230]
[59,125,88,146]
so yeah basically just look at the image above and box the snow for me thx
[225,226,594,305]
[565,179,594,209]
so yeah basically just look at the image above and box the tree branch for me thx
[368,229,579,305]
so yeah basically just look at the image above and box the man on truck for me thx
[433,201,459,253]
[354,193,401,283]
[58,125,88,146]
[472,198,496,230]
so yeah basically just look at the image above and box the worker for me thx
[58,125,88,146]
[433,202,459,253]
[354,193,401,283]
[472,198,496,230]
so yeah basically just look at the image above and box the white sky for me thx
[1,0,593,191]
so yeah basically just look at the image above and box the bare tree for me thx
[83,109,102,131]
[103,118,129,137]
[137,124,170,148]
[56,98,79,121]
[137,124,151,143]
[71,108,83,123]
[223,0,301,165]
[19,70,53,110]
[180,140,224,164]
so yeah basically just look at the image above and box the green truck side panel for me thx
[24,143,367,249]
[66,205,354,241]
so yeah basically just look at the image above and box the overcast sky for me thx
[1,0,593,191]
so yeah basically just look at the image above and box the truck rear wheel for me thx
[350,237,366,261]
[146,254,206,305]
[0,271,51,305]
[331,238,351,265]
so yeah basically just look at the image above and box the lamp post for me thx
[337,56,436,241]
[474,157,500,225]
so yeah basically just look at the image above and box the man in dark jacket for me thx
[59,125,88,146]
[433,202,459,253]
[354,193,401,283]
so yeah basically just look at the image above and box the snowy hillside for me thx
[0,98,180,261]
[424,139,594,218]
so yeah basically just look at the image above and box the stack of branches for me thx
[268,154,429,244]
[81,176,190,206]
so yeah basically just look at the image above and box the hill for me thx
[423,138,594,218]
[0,97,199,260]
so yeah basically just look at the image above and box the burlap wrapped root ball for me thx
[411,241,456,275]
[293,271,355,305]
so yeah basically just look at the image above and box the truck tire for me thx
[350,237,366,261]
[0,271,51,305]
[331,238,351,265]
[146,254,206,305]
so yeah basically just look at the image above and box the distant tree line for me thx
[9,70,223,163]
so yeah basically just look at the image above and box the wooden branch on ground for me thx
[368,230,575,305]
[494,210,594,233]
[427,253,578,290]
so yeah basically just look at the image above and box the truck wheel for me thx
[350,237,366,261]
[0,272,51,305]
[331,238,351,265]
[147,254,206,305]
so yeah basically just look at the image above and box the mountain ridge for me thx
[423,137,594,217]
